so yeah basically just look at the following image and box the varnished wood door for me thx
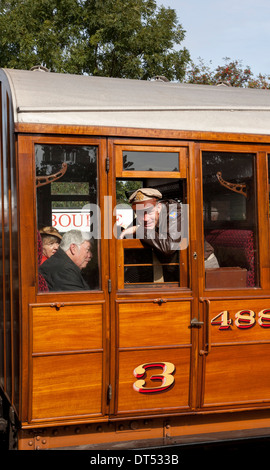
[108,140,200,417]
[18,135,111,425]
[200,298,270,409]
[197,145,270,412]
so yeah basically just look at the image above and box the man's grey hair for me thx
[60,230,90,252]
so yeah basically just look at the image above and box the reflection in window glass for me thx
[123,151,179,172]
[36,144,100,292]
[203,151,258,288]
[51,182,90,197]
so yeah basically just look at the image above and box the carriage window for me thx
[35,144,100,292]
[203,151,258,288]
[116,178,188,288]
[123,151,179,172]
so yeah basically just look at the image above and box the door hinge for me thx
[107,384,112,402]
[108,279,112,293]
[106,157,110,172]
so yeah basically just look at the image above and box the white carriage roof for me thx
[2,67,270,135]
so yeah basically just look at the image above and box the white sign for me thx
[51,207,134,234]
[52,209,92,232]
[115,208,134,229]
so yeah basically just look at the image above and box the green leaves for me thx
[0,0,190,80]
[185,57,270,89]
[0,0,82,71]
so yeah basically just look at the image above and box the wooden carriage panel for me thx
[116,348,190,414]
[29,303,105,422]
[32,303,103,353]
[31,352,103,420]
[115,299,192,415]
[208,298,270,345]
[203,344,270,407]
[118,300,191,348]
[201,298,270,408]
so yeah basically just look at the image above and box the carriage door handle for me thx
[189,318,204,328]
[153,298,167,305]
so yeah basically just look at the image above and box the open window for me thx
[115,145,189,289]
[203,151,258,288]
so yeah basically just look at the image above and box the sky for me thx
[155,0,270,77]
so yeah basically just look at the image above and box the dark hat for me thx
[129,188,162,204]
[39,226,62,241]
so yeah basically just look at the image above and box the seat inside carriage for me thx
[205,229,255,287]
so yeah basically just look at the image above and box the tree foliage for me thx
[0,0,190,80]
[185,57,270,89]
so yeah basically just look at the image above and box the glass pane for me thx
[124,248,153,264]
[124,248,180,286]
[125,265,154,284]
[203,151,258,288]
[36,144,100,292]
[51,182,90,196]
[123,151,179,172]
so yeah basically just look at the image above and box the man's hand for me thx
[119,226,137,239]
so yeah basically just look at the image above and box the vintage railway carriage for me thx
[2,68,270,450]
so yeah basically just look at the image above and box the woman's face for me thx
[42,236,60,258]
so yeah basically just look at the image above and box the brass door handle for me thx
[189,318,204,328]
[50,303,64,310]
[153,298,167,305]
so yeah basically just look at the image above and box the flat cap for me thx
[129,187,162,204]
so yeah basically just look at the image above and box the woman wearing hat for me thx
[39,226,62,264]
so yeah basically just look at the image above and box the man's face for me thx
[134,201,161,230]
[73,240,92,269]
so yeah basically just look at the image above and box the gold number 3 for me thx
[133,362,175,394]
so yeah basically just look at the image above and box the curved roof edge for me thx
[2,68,270,135]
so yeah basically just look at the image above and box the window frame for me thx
[23,135,108,299]
[198,143,270,293]
[113,142,189,292]
[115,144,187,179]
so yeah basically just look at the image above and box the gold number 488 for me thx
[211,309,270,329]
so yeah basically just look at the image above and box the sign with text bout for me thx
[51,207,133,234]
[52,209,92,232]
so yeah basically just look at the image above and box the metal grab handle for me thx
[189,317,204,328]
[199,298,211,356]
[50,303,64,310]
[153,298,167,305]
